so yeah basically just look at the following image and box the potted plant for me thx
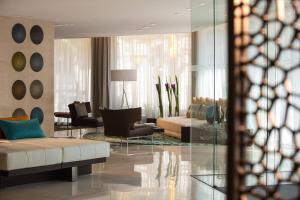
[172,76,179,116]
[155,76,164,117]
[165,79,173,117]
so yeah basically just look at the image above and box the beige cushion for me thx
[0,140,62,171]
[186,104,202,118]
[18,138,110,163]
[0,138,110,171]
[192,97,197,104]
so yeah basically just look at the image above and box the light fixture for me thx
[111,69,137,108]
[174,12,185,16]
[55,23,75,27]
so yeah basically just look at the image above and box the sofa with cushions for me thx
[157,97,227,143]
[0,116,110,188]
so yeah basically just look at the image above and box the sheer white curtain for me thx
[110,34,191,117]
[195,24,228,99]
[54,38,91,112]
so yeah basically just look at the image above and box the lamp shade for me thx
[111,69,137,81]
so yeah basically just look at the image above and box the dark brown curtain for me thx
[91,37,111,117]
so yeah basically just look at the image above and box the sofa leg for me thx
[58,167,78,182]
[64,167,78,182]
[126,138,129,155]
[151,135,154,143]
[181,127,191,142]
[71,167,78,182]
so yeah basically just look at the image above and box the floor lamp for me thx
[111,69,137,108]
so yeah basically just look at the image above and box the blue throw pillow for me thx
[206,105,224,124]
[206,106,216,124]
[0,119,45,140]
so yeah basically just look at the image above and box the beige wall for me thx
[0,16,54,136]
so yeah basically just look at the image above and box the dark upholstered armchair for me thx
[100,107,153,141]
[68,102,103,137]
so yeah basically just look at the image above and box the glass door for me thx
[191,0,228,190]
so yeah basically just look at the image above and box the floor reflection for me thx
[0,144,225,200]
[134,151,191,199]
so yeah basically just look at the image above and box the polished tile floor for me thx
[0,130,226,200]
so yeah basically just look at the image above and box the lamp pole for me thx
[121,81,129,108]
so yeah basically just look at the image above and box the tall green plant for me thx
[155,76,164,117]
[172,76,179,116]
[165,78,173,117]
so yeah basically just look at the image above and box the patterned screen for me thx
[228,0,300,199]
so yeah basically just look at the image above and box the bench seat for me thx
[0,141,62,171]
[0,138,110,171]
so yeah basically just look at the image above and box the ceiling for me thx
[191,0,227,30]
[0,0,191,38]
[0,0,227,38]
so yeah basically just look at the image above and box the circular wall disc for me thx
[12,80,26,100]
[12,52,26,72]
[30,107,44,124]
[30,52,44,72]
[12,108,27,117]
[30,25,44,44]
[30,80,44,99]
[12,23,26,43]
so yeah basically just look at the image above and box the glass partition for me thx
[191,0,228,189]
[191,1,300,198]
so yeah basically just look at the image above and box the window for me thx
[110,34,191,117]
[54,38,91,112]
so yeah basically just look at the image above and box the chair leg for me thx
[79,128,82,139]
[67,118,70,136]
[126,138,129,155]
[151,135,154,153]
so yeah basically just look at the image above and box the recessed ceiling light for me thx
[174,12,185,16]
[186,8,192,11]
[199,3,206,6]
[143,26,151,29]
[149,23,157,26]
[55,23,75,27]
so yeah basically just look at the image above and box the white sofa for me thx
[157,97,227,142]
[0,138,110,188]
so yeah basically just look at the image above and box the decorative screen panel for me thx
[227,0,300,199]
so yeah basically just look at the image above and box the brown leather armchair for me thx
[100,107,153,140]
[68,102,103,137]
